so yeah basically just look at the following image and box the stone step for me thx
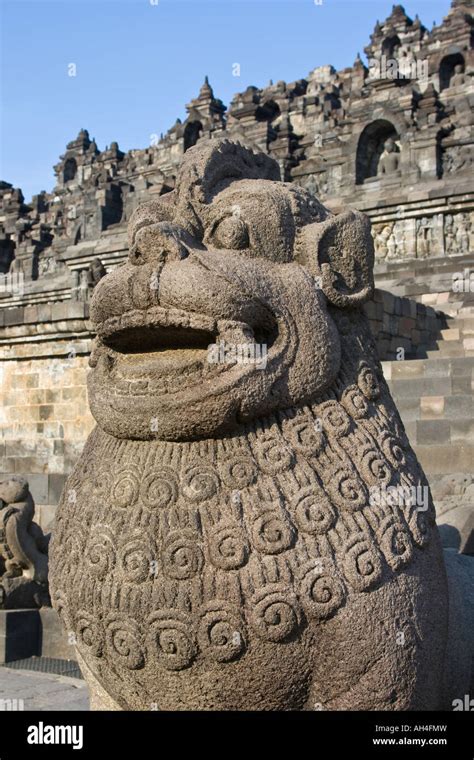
[406,443,474,476]
[389,376,453,398]
[439,328,460,341]
[441,304,469,318]
[453,317,474,333]
[458,305,474,316]
[383,356,474,380]
[403,419,474,447]
[394,395,474,422]
[427,344,468,358]
[462,338,474,352]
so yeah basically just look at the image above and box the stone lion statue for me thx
[50,140,471,710]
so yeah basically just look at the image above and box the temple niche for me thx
[183,119,202,152]
[63,157,77,183]
[255,99,281,123]
[382,34,402,59]
[0,227,15,274]
[356,120,400,184]
[439,53,466,90]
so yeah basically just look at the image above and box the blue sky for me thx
[1,0,453,202]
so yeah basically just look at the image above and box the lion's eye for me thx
[211,216,249,250]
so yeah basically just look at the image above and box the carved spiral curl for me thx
[342,534,383,591]
[140,467,178,510]
[282,417,325,458]
[105,616,145,670]
[250,586,302,642]
[357,362,380,400]
[209,522,249,570]
[341,385,369,420]
[292,486,336,535]
[84,526,116,579]
[76,610,104,657]
[112,468,141,509]
[325,468,367,511]
[360,447,393,487]
[119,532,155,583]
[380,434,407,469]
[408,508,431,549]
[219,454,257,489]
[182,464,220,502]
[299,559,346,620]
[319,401,351,438]
[162,530,203,579]
[146,611,196,671]
[254,435,293,474]
[378,518,413,571]
[252,511,295,555]
[197,603,245,662]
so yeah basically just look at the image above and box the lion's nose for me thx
[129,221,191,265]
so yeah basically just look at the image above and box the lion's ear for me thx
[300,209,374,308]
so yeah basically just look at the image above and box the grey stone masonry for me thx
[0,1,472,311]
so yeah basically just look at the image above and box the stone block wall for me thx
[0,353,94,527]
[0,302,94,525]
[365,289,446,360]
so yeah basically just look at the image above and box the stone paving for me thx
[0,667,89,711]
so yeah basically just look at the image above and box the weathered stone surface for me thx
[50,140,456,711]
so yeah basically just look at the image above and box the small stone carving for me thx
[450,64,465,88]
[393,222,406,258]
[416,216,433,258]
[444,214,455,255]
[39,257,57,276]
[453,213,470,254]
[50,140,462,710]
[443,144,472,174]
[373,224,392,259]
[88,258,107,288]
[71,258,106,301]
[373,221,406,261]
[0,476,50,609]
[377,137,400,176]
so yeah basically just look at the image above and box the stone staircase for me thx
[378,257,474,511]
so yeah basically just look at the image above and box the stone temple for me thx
[0,1,473,680]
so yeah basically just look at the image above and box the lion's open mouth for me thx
[104,324,215,354]
[91,304,277,395]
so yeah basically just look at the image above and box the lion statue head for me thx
[88,139,374,440]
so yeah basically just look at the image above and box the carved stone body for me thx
[50,140,453,710]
